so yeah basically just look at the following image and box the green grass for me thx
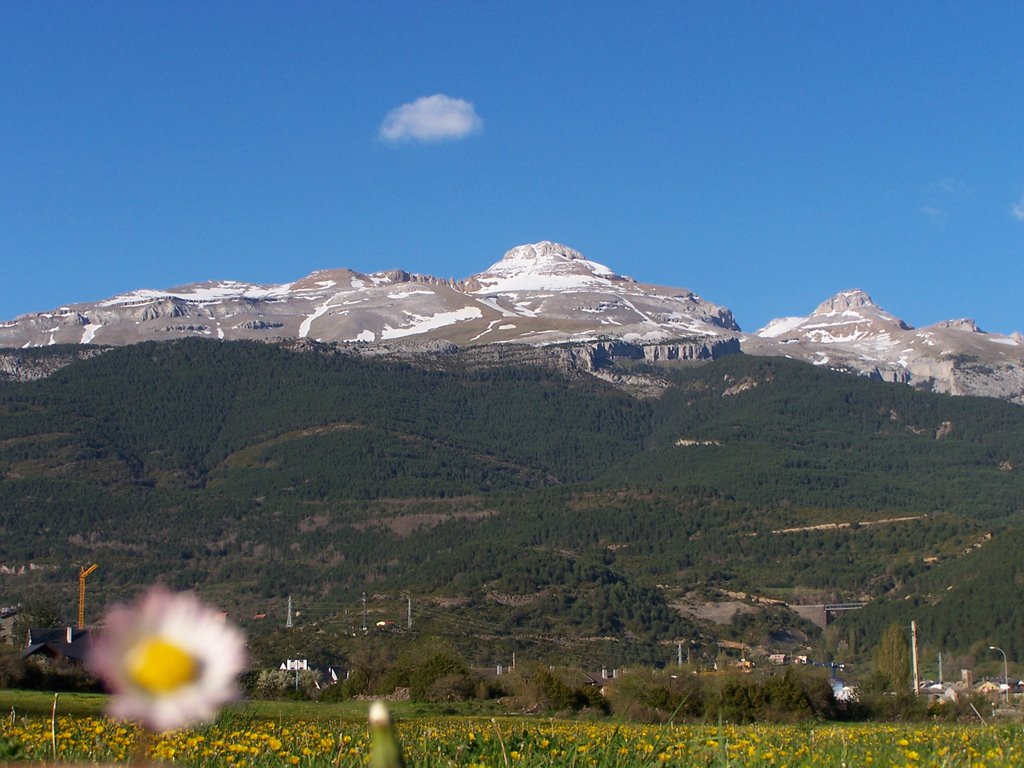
[0,689,509,723]
[0,689,108,718]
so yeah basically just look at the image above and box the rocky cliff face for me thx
[0,347,110,382]
[575,338,741,369]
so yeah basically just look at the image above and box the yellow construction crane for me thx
[78,563,98,629]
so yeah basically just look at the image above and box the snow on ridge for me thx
[806,329,869,344]
[757,316,806,338]
[97,273,368,309]
[100,281,274,307]
[380,307,483,340]
[478,253,619,280]
[469,272,615,294]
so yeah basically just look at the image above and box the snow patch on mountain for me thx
[757,316,805,338]
[299,297,341,339]
[81,323,102,344]
[381,307,483,340]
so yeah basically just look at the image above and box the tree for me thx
[11,599,66,647]
[875,622,910,692]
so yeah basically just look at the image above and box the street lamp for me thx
[989,645,1009,703]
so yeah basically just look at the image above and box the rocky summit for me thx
[2,242,1023,404]
[745,289,1024,404]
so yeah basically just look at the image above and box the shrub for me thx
[608,668,703,722]
[503,663,608,714]
[19,657,101,693]
[0,647,26,689]
[251,668,320,699]
[705,668,836,724]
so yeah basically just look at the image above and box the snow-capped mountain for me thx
[744,289,1024,404]
[0,242,737,349]
[2,242,1023,404]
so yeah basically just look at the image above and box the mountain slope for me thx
[836,527,1024,662]
[2,340,1023,663]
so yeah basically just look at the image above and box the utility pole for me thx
[677,642,683,667]
[407,595,412,630]
[286,595,293,629]
[361,592,367,632]
[910,620,920,696]
[938,653,943,686]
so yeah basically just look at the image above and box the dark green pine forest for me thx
[1,338,1023,670]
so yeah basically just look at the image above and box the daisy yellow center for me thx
[127,638,200,693]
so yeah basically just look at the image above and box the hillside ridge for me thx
[3,241,1022,404]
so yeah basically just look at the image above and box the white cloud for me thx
[920,205,946,219]
[1012,192,1024,222]
[379,94,483,143]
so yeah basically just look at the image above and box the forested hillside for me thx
[1,339,1022,667]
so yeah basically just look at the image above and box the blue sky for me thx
[2,2,1022,334]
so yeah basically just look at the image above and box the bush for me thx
[375,640,477,703]
[251,668,320,700]
[426,673,477,703]
[608,668,703,722]
[342,645,394,698]
[19,657,101,693]
[927,692,993,722]
[408,650,472,702]
[0,647,26,689]
[317,682,349,702]
[852,689,931,721]
[705,668,837,724]
[503,663,608,714]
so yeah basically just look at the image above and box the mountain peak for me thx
[466,241,632,293]
[813,289,876,315]
[935,318,983,334]
[755,288,909,342]
[500,241,588,264]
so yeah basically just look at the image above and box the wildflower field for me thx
[4,709,1024,767]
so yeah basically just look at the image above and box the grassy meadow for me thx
[3,691,1024,766]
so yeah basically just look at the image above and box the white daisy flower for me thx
[88,586,248,732]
